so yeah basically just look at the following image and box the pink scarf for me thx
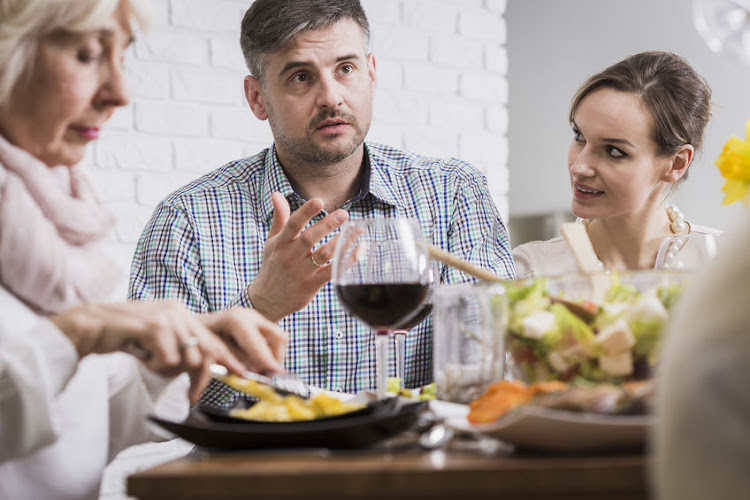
[0,134,120,313]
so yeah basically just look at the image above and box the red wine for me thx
[336,283,429,329]
[396,303,434,329]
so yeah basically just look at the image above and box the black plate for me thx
[197,397,396,425]
[149,399,428,450]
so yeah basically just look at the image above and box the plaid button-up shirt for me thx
[129,142,515,392]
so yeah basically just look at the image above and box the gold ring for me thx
[310,254,324,268]
[178,336,199,350]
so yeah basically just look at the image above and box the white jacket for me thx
[0,286,187,500]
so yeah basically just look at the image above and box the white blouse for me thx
[512,224,721,279]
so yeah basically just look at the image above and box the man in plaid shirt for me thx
[129,0,515,393]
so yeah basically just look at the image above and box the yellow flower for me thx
[715,120,750,207]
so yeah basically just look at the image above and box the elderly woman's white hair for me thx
[0,0,151,106]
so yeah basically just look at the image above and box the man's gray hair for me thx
[240,0,370,83]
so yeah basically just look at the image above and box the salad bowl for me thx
[504,270,691,385]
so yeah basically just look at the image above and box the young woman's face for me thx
[568,87,675,221]
[0,2,133,167]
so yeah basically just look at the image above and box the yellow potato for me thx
[221,376,283,404]
[222,376,366,422]
[285,396,317,421]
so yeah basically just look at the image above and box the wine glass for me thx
[332,218,431,399]
[655,233,721,270]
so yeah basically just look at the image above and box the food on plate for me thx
[386,377,436,400]
[531,380,654,416]
[506,274,684,383]
[418,382,437,400]
[467,379,654,423]
[386,377,402,393]
[221,374,283,401]
[230,393,365,422]
[221,375,365,422]
[467,380,568,423]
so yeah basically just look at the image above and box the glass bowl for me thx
[503,270,692,384]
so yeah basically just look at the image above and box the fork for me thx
[209,364,311,399]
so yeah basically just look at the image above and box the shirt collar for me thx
[259,142,402,222]
[361,143,401,208]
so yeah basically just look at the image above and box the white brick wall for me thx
[97,1,507,497]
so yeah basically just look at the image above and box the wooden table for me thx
[128,446,648,500]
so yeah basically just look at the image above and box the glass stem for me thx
[394,330,407,387]
[375,330,390,399]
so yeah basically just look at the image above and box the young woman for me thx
[513,51,719,278]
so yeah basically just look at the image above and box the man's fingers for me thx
[279,198,325,241]
[310,235,340,269]
[311,266,334,290]
[268,192,291,238]
[299,209,349,250]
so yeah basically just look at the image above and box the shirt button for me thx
[334,387,344,393]
[334,331,344,339]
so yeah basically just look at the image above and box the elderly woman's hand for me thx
[49,301,288,404]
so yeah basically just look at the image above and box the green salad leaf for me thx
[657,284,684,310]
[549,302,597,353]
[629,318,664,357]
[507,279,551,333]
[603,275,640,303]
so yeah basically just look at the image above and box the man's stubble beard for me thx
[267,106,371,166]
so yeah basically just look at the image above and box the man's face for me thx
[245,19,376,166]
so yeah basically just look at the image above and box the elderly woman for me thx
[0,0,287,498]
[513,51,720,278]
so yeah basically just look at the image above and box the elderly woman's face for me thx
[0,3,133,167]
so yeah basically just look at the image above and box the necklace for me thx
[665,204,689,235]
[575,204,690,270]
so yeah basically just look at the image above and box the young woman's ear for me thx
[662,144,694,183]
